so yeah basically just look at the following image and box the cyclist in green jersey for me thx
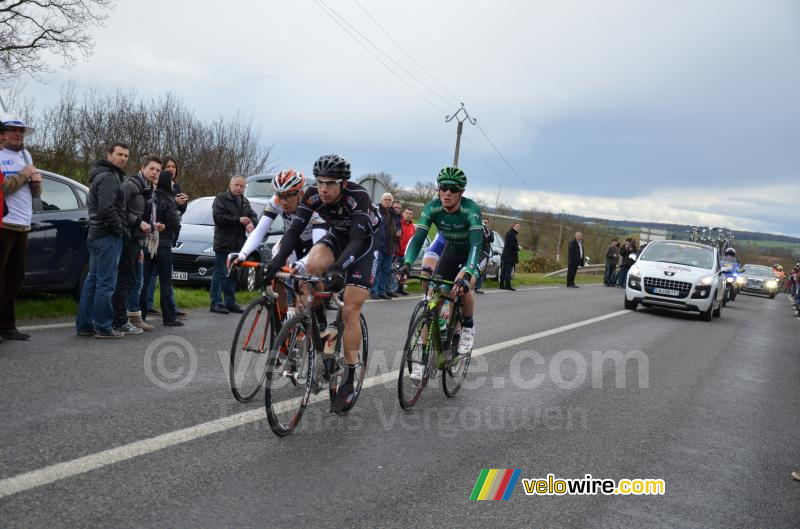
[400,166,485,359]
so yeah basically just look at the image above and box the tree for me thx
[0,0,114,83]
[410,180,437,203]
[26,83,275,198]
[360,171,398,195]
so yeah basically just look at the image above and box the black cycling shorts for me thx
[434,244,489,282]
[317,229,379,290]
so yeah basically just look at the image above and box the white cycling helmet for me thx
[272,169,305,194]
[724,247,736,257]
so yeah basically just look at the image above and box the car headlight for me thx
[629,265,641,277]
[766,280,778,288]
[202,246,215,254]
[726,276,734,283]
[735,276,745,284]
[699,276,714,286]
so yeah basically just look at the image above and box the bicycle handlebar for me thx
[275,271,344,308]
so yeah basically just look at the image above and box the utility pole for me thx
[556,214,564,264]
[445,103,476,167]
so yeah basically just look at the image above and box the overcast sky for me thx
[23,0,800,236]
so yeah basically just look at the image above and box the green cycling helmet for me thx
[437,166,466,189]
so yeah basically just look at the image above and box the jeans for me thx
[140,247,177,322]
[146,265,158,311]
[370,251,393,295]
[617,265,629,287]
[111,239,140,328]
[128,257,143,312]
[388,256,402,292]
[76,235,123,333]
[604,263,617,285]
[210,251,237,307]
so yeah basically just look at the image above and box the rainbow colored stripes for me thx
[469,469,521,500]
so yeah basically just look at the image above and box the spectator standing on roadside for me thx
[566,231,585,288]
[475,218,494,294]
[388,200,405,296]
[604,239,620,287]
[0,115,42,341]
[396,207,416,296]
[140,170,183,326]
[144,156,188,319]
[76,143,129,339]
[500,222,520,291]
[209,175,256,314]
[115,157,161,333]
[371,192,399,300]
[617,238,638,288]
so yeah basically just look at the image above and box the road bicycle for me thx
[227,261,288,403]
[397,268,472,409]
[265,271,369,436]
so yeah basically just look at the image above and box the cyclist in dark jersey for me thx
[263,154,381,415]
[401,166,484,358]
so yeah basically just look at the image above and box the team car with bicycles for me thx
[623,240,726,321]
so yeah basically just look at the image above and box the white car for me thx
[624,240,726,321]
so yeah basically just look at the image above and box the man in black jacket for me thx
[110,156,161,334]
[566,231,584,288]
[616,238,638,288]
[209,175,256,314]
[604,239,620,286]
[500,222,520,290]
[75,143,130,339]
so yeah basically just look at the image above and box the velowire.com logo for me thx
[469,469,522,500]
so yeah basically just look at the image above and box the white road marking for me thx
[0,308,628,499]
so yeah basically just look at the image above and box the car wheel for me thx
[712,300,722,318]
[700,298,714,322]
[769,293,775,299]
[624,297,638,311]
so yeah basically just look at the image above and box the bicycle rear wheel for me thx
[229,296,274,403]
[330,313,369,408]
[265,315,315,436]
[441,328,471,398]
[398,312,435,409]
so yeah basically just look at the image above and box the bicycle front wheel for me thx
[442,329,471,398]
[398,312,435,409]
[265,315,315,436]
[229,296,274,403]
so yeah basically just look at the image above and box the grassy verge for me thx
[17,273,600,321]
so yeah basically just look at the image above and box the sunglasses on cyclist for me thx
[316,178,343,188]
[438,185,463,194]
[276,191,299,200]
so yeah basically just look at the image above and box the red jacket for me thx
[399,219,416,255]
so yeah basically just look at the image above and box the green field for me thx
[17,273,599,322]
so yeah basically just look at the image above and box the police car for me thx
[624,240,726,321]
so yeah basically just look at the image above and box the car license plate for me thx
[172,271,188,281]
[653,287,680,296]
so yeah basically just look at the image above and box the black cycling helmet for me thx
[724,247,736,257]
[313,154,351,180]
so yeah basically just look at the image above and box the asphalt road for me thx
[1,285,798,528]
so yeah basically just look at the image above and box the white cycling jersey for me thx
[237,195,327,261]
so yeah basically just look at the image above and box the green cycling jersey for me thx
[403,196,484,278]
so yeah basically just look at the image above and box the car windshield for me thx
[741,266,773,278]
[180,198,282,231]
[640,242,714,269]
[245,179,273,198]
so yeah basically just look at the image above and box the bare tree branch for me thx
[0,0,114,83]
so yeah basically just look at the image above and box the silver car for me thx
[739,264,779,299]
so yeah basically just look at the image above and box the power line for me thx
[314,1,534,192]
[314,0,452,112]
[352,0,462,107]
[476,121,532,189]
[463,135,514,189]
